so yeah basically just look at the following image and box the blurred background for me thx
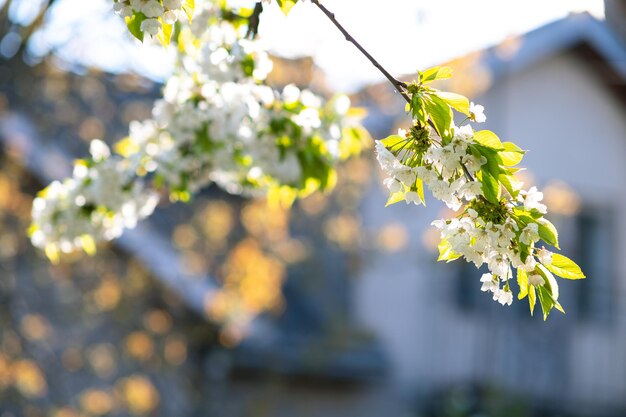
[0,0,625,416]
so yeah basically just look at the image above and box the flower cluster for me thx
[120,3,366,199]
[114,0,192,42]
[376,123,485,211]
[375,66,585,318]
[29,141,159,262]
[30,0,369,261]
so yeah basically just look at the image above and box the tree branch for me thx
[246,2,264,39]
[309,0,409,104]
[310,0,476,183]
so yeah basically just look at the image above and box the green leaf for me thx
[473,130,504,150]
[528,285,537,315]
[536,265,566,319]
[517,268,528,300]
[473,145,501,178]
[414,178,425,205]
[513,207,542,220]
[380,135,407,150]
[385,190,406,207]
[537,285,554,321]
[125,13,146,42]
[518,241,530,263]
[500,142,525,166]
[410,93,428,125]
[554,300,566,314]
[544,253,586,279]
[537,218,560,249]
[433,91,470,115]
[515,214,559,249]
[498,173,521,199]
[182,0,195,22]
[438,239,461,262]
[480,168,501,204]
[420,66,453,83]
[157,20,173,46]
[276,0,298,15]
[339,126,370,160]
[424,94,453,139]
[537,264,559,301]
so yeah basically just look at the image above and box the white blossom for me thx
[480,273,499,293]
[32,1,367,257]
[141,0,164,18]
[537,247,553,265]
[89,139,111,162]
[163,10,179,24]
[487,251,510,277]
[115,0,187,38]
[496,289,513,306]
[470,102,486,123]
[519,222,540,245]
[405,191,422,205]
[140,18,161,36]
[528,273,545,286]
[523,186,548,214]
[164,0,182,9]
[383,177,403,193]
[375,141,396,171]
[113,2,133,17]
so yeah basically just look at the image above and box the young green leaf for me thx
[385,190,406,207]
[537,285,554,321]
[517,268,528,300]
[498,173,521,199]
[528,285,537,315]
[537,218,560,249]
[537,265,566,316]
[513,207,542,220]
[518,241,530,263]
[410,93,428,125]
[473,130,504,150]
[157,20,173,46]
[543,253,586,279]
[419,66,453,83]
[537,264,560,302]
[438,239,461,262]
[380,135,407,150]
[182,0,195,22]
[473,145,502,178]
[499,142,525,166]
[424,94,453,139]
[414,178,425,205]
[125,14,146,42]
[276,0,299,15]
[480,168,501,204]
[433,91,470,115]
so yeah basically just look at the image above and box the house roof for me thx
[357,12,626,133]
[464,12,626,85]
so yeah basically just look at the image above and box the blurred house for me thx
[0,52,386,415]
[1,4,626,417]
[353,7,626,417]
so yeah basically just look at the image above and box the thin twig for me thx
[246,2,264,39]
[310,0,476,183]
[309,0,410,104]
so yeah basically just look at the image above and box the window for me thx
[571,207,615,322]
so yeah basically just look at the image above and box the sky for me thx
[29,0,605,92]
